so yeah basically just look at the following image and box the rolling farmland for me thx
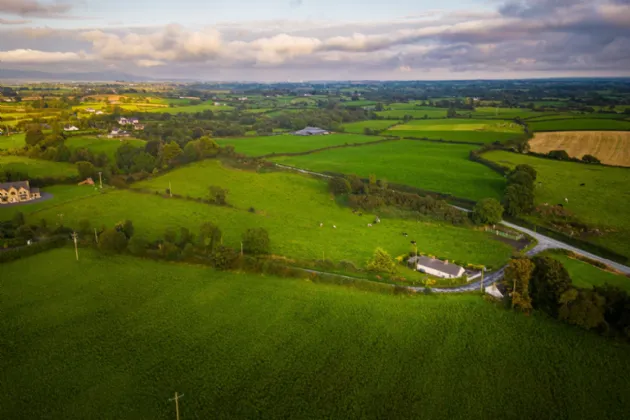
[385,119,524,144]
[0,155,78,178]
[529,118,630,132]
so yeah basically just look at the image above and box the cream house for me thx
[0,181,41,204]
[408,255,465,279]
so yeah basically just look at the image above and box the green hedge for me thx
[0,236,67,264]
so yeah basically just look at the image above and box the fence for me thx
[485,227,523,241]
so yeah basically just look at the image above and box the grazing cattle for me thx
[402,232,408,237]
[580,183,585,187]
[368,224,372,227]
[557,203,564,207]
[333,225,337,229]
[319,223,323,227]
[565,198,569,203]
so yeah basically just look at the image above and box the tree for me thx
[183,142,199,163]
[209,186,228,205]
[471,198,504,225]
[446,107,457,118]
[177,227,194,248]
[144,140,161,157]
[558,288,606,331]
[195,136,219,158]
[530,256,573,317]
[115,142,141,172]
[242,228,270,255]
[25,128,45,147]
[131,152,156,173]
[128,235,149,256]
[548,150,570,161]
[199,222,222,252]
[78,219,91,236]
[582,154,600,164]
[367,247,397,274]
[115,220,134,239]
[514,164,537,181]
[12,211,25,227]
[160,141,183,166]
[76,161,96,180]
[508,170,534,190]
[504,258,535,312]
[159,241,180,260]
[211,245,240,269]
[99,229,128,253]
[328,177,351,195]
[503,183,534,216]
[164,227,177,243]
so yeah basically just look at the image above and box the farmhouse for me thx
[85,107,96,113]
[408,256,465,279]
[294,127,330,136]
[0,181,41,204]
[95,110,104,115]
[64,125,79,131]
[118,117,139,125]
[108,128,130,138]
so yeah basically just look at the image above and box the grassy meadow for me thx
[145,102,234,114]
[543,251,630,292]
[482,150,630,258]
[2,249,630,419]
[385,119,524,144]
[0,133,26,150]
[65,136,145,160]
[529,118,630,132]
[0,155,77,178]
[528,131,630,167]
[273,140,506,201]
[216,133,385,156]
[14,160,513,268]
[375,109,450,119]
[342,120,400,133]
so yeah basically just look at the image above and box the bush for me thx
[242,228,270,255]
[582,154,601,164]
[328,177,351,195]
[471,198,504,225]
[0,237,66,263]
[211,245,240,270]
[99,229,128,254]
[128,236,149,256]
[366,247,397,274]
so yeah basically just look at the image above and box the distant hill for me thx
[0,68,151,82]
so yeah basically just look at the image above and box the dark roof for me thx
[294,127,329,135]
[0,180,30,191]
[408,256,464,277]
[31,187,40,194]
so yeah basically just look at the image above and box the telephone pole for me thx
[71,231,79,261]
[169,392,184,420]
[169,181,173,198]
[98,171,103,189]
[94,228,99,244]
[480,268,484,293]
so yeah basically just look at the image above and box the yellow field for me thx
[529,131,630,167]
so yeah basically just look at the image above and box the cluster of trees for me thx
[503,164,537,217]
[329,175,468,225]
[541,149,602,165]
[1,212,71,248]
[471,198,504,225]
[504,256,630,339]
[93,219,270,270]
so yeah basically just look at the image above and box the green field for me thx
[375,109,450,119]
[0,133,25,150]
[2,249,630,419]
[529,118,630,132]
[65,136,145,160]
[470,107,546,119]
[342,120,400,133]
[0,155,77,178]
[273,140,505,201]
[17,160,512,268]
[339,100,377,107]
[543,251,630,292]
[145,101,234,114]
[385,119,524,144]
[216,133,385,156]
[482,151,630,258]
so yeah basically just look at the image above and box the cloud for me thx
[0,48,87,63]
[0,0,73,18]
[289,0,303,7]
[0,17,30,24]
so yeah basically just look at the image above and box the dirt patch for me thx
[529,131,630,166]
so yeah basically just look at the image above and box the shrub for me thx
[328,177,351,195]
[582,154,601,164]
[99,229,128,254]
[366,247,397,274]
[472,198,504,225]
[242,228,270,255]
[128,236,149,256]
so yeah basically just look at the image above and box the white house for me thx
[408,256,465,279]
[294,127,330,136]
[85,107,96,113]
[118,117,129,125]
[95,110,104,115]
[64,125,79,131]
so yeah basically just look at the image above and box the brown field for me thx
[529,131,630,167]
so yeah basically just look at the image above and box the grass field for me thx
[375,109,450,119]
[542,251,630,292]
[145,102,234,114]
[342,120,400,133]
[2,249,630,419]
[470,107,546,119]
[0,155,77,178]
[529,131,630,167]
[19,160,512,268]
[65,136,145,160]
[385,119,524,144]
[529,118,630,132]
[0,133,25,150]
[273,140,505,201]
[482,150,630,258]
[216,133,385,156]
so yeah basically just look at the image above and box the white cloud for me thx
[0,48,87,63]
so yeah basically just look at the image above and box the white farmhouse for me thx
[64,125,79,131]
[408,256,465,279]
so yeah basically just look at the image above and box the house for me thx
[118,117,129,125]
[95,110,104,115]
[64,125,79,131]
[294,127,330,136]
[133,123,145,131]
[0,181,41,205]
[408,256,465,279]
[238,97,248,101]
[85,107,96,113]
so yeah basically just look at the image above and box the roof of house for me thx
[0,181,30,191]
[408,255,464,277]
[294,126,329,135]
[31,187,40,194]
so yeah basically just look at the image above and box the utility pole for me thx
[169,392,184,420]
[57,213,64,226]
[71,231,79,261]
[169,181,173,198]
[240,241,243,257]
[98,171,103,189]
[480,268,484,293]
[94,228,99,244]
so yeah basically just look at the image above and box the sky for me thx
[0,0,629,80]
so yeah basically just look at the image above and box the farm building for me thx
[0,181,41,204]
[85,107,96,113]
[108,128,130,138]
[118,117,139,125]
[294,127,330,136]
[408,256,465,279]
[64,125,79,131]
[95,110,104,115]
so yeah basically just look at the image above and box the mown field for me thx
[529,118,630,132]
[2,249,630,419]
[12,160,513,268]
[0,133,26,150]
[385,119,524,144]
[543,251,630,292]
[0,155,77,178]
[274,140,505,201]
[342,120,400,133]
[482,150,630,259]
[529,131,630,167]
[216,133,385,156]
[65,136,145,160]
